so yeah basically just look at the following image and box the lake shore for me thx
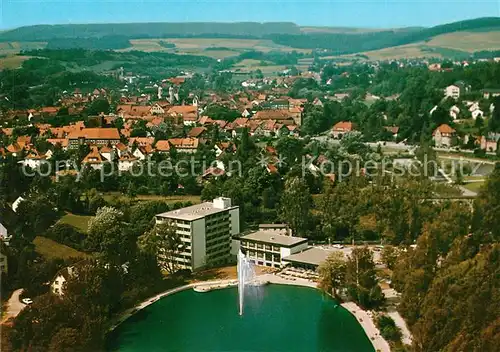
[110,273,391,352]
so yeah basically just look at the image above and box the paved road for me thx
[1,289,26,323]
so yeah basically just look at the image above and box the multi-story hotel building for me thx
[155,197,239,271]
[239,231,308,268]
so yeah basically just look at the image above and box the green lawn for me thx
[58,213,93,233]
[462,182,485,193]
[33,236,89,260]
[102,192,201,205]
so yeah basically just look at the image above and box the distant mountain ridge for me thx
[0,22,301,41]
[0,17,499,56]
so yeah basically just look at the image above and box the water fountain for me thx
[237,250,255,315]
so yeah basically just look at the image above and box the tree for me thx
[345,246,384,309]
[317,251,347,297]
[86,206,134,263]
[48,328,83,352]
[15,195,58,241]
[488,96,500,132]
[137,221,186,274]
[86,98,110,116]
[278,177,312,236]
[380,245,400,270]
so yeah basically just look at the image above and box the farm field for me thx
[0,55,31,69]
[425,31,500,52]
[126,37,312,56]
[33,236,89,260]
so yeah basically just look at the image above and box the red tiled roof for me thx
[168,138,199,149]
[188,127,207,138]
[253,110,294,121]
[47,139,69,148]
[155,140,171,152]
[68,128,120,140]
[332,121,354,132]
[129,137,155,147]
[433,124,456,135]
[82,147,104,164]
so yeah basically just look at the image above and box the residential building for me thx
[168,138,200,153]
[384,126,399,139]
[482,89,500,99]
[68,128,120,149]
[155,197,240,271]
[444,85,460,99]
[0,222,10,245]
[471,109,484,120]
[51,266,76,296]
[449,105,460,120]
[331,121,355,139]
[433,124,456,147]
[480,133,500,152]
[239,231,308,268]
[118,153,139,171]
[82,146,106,170]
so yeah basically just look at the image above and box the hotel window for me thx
[265,245,272,251]
[256,243,263,249]
[248,242,255,248]
[265,253,272,261]
[240,241,247,247]
[273,246,280,251]
[257,252,264,259]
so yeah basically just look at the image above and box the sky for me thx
[1,0,499,30]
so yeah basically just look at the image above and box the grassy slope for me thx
[33,236,88,260]
[58,213,92,233]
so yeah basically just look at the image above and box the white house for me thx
[0,222,10,245]
[444,85,460,99]
[11,196,25,213]
[51,266,76,296]
[150,103,165,115]
[449,105,460,120]
[118,153,139,172]
[471,109,484,120]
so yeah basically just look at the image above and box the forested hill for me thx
[268,17,500,54]
[0,17,499,55]
[0,22,301,41]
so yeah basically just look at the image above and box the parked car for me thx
[21,298,33,305]
[333,244,344,249]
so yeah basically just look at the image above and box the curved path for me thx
[1,289,26,324]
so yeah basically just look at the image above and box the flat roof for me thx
[156,202,238,221]
[282,247,335,267]
[241,231,307,247]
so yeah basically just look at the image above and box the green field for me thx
[58,213,93,233]
[33,236,88,260]
[462,181,486,193]
[102,193,201,205]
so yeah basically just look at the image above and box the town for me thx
[0,14,500,352]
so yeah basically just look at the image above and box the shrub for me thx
[376,315,402,342]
